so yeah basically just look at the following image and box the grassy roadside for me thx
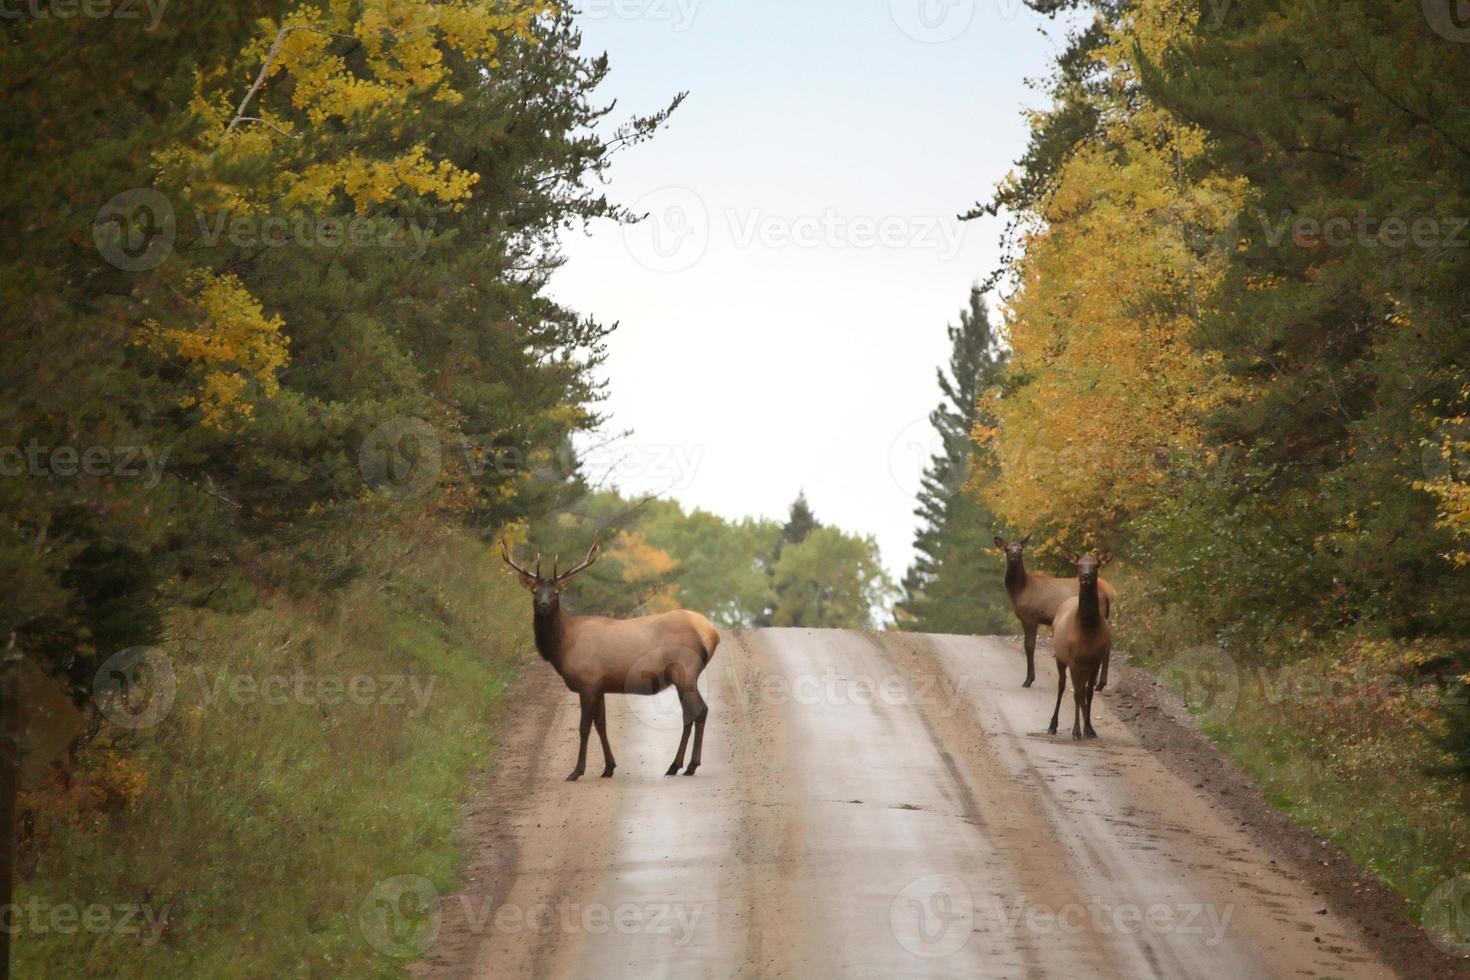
[15,518,528,978]
[1122,593,1470,938]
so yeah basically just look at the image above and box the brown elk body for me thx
[1048,552,1112,740]
[502,538,721,781]
[995,535,1116,688]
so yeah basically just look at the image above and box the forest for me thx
[3,0,1470,974]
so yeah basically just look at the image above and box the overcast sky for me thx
[551,0,1081,583]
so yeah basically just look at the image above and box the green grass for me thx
[15,520,529,977]
[1125,599,1470,927]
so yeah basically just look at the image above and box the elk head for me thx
[1060,549,1112,587]
[500,535,601,617]
[994,534,1032,566]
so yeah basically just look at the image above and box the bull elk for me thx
[1048,551,1112,740]
[995,535,1116,688]
[500,536,721,781]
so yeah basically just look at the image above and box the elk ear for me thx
[1019,534,1031,546]
[993,536,1008,550]
[1060,549,1080,564]
[1097,551,1114,566]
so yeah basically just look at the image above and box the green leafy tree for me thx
[771,527,893,629]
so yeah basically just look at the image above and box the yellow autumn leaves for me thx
[144,0,550,430]
[973,1,1247,547]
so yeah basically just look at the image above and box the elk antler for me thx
[499,535,541,585]
[554,534,601,585]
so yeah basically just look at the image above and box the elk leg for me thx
[684,688,708,776]
[1070,664,1088,740]
[1048,666,1066,735]
[568,692,593,781]
[593,693,615,778]
[1023,622,1038,687]
[1098,647,1111,692]
[1083,664,1099,740]
[666,690,694,777]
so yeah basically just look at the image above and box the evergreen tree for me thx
[781,491,820,546]
[896,288,1013,635]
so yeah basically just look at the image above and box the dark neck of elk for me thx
[1004,555,1027,594]
[533,603,566,667]
[1077,576,1103,629]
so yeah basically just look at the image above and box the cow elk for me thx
[995,535,1116,688]
[500,536,721,780]
[1048,551,1113,741]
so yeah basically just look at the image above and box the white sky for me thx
[552,0,1081,581]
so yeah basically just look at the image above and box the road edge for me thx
[1103,649,1470,978]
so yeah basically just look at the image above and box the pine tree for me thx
[782,491,820,546]
[896,288,1013,634]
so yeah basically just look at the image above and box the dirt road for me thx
[416,629,1418,978]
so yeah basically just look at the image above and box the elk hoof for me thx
[565,770,583,782]
[1047,722,1058,735]
[683,765,698,776]
[601,768,615,778]
[665,765,680,777]
[1084,729,1098,741]
[1072,729,1083,741]
[1023,677,1035,688]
